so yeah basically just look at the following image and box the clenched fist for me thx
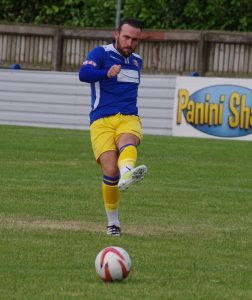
[107,64,121,78]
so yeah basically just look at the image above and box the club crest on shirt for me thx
[83,60,97,67]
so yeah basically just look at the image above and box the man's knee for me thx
[102,164,119,177]
[99,151,119,177]
[117,133,140,150]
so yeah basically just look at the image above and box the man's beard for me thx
[115,38,134,58]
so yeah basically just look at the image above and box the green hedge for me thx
[0,0,251,31]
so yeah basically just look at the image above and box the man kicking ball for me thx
[79,18,147,237]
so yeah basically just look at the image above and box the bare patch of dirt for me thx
[0,214,172,237]
[1,214,228,237]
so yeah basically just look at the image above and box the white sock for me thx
[106,209,120,227]
[120,165,133,177]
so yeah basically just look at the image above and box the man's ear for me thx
[114,30,119,39]
[114,30,119,46]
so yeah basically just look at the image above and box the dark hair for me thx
[118,18,143,32]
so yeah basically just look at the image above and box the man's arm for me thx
[79,46,108,83]
[79,64,108,83]
[79,46,121,83]
[79,63,122,83]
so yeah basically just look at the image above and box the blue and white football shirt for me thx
[79,43,142,124]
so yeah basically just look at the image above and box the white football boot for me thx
[118,165,147,191]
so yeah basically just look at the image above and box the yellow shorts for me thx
[90,113,143,161]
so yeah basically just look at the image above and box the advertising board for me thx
[173,77,252,140]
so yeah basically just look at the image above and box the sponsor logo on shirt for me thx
[117,69,139,84]
[110,55,122,62]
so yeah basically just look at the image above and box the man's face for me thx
[114,24,141,57]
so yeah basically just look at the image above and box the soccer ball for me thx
[95,246,131,282]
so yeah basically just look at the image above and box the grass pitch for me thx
[0,125,251,300]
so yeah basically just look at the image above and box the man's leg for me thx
[117,133,138,173]
[117,133,147,191]
[99,151,121,236]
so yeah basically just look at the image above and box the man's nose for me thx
[126,38,133,47]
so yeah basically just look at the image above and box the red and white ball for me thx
[95,246,131,282]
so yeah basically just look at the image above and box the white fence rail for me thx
[0,69,176,135]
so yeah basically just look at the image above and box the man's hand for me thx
[107,64,121,78]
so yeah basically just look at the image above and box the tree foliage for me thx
[0,0,251,31]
